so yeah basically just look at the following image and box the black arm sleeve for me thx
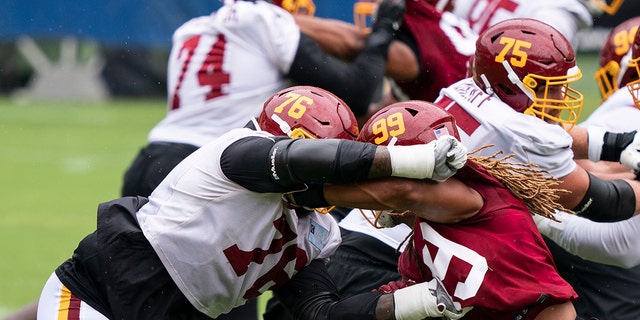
[601,130,637,161]
[221,136,296,193]
[288,32,389,116]
[573,172,636,222]
[273,259,383,320]
[221,136,378,192]
[271,138,378,184]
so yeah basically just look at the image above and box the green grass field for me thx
[0,52,601,318]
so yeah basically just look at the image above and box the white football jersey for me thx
[136,128,341,318]
[149,1,300,147]
[453,0,592,43]
[436,78,576,179]
[580,88,640,133]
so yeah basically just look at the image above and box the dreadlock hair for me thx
[468,145,574,222]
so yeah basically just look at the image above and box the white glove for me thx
[433,136,467,181]
[393,277,471,320]
[388,136,467,181]
[620,133,640,173]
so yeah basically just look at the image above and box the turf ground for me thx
[0,52,601,318]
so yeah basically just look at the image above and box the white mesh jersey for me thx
[453,0,592,43]
[136,128,341,318]
[149,1,300,147]
[579,88,640,132]
[435,78,576,179]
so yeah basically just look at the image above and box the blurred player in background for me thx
[452,0,599,47]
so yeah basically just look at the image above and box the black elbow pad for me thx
[573,173,635,222]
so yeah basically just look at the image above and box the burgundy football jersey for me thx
[398,162,577,319]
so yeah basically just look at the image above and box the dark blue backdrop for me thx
[0,0,356,48]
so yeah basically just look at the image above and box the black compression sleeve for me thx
[288,33,388,116]
[573,172,635,222]
[221,136,299,193]
[601,131,637,161]
[271,139,377,185]
[273,259,383,320]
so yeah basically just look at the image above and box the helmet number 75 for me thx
[495,37,531,68]
[273,92,312,119]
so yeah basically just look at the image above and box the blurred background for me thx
[1,0,640,318]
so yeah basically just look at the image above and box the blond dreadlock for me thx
[468,145,574,222]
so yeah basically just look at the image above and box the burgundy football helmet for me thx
[595,16,640,101]
[472,18,584,129]
[627,28,640,109]
[258,86,359,140]
[358,100,460,146]
[357,100,459,227]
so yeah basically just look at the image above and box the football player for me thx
[319,100,577,319]
[36,86,468,320]
[435,18,640,218]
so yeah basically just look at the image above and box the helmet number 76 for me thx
[273,92,312,119]
[495,37,531,68]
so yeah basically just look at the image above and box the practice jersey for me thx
[580,88,640,132]
[136,128,341,318]
[435,78,576,179]
[393,2,476,102]
[149,1,300,147]
[398,162,577,319]
[453,0,592,43]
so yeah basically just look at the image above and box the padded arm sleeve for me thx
[288,32,389,116]
[572,172,635,222]
[536,211,640,269]
[271,138,377,185]
[273,259,383,320]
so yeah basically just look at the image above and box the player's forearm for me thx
[537,210,640,268]
[295,15,366,60]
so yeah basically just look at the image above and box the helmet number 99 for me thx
[273,92,312,119]
[371,112,406,145]
[613,25,639,56]
[495,37,531,68]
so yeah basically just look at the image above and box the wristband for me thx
[587,126,606,162]
[393,282,442,320]
[387,143,435,179]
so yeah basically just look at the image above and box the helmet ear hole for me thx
[497,83,515,96]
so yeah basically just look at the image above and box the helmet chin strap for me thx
[271,114,294,137]
[502,60,535,101]
[617,49,634,86]
[479,74,494,95]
